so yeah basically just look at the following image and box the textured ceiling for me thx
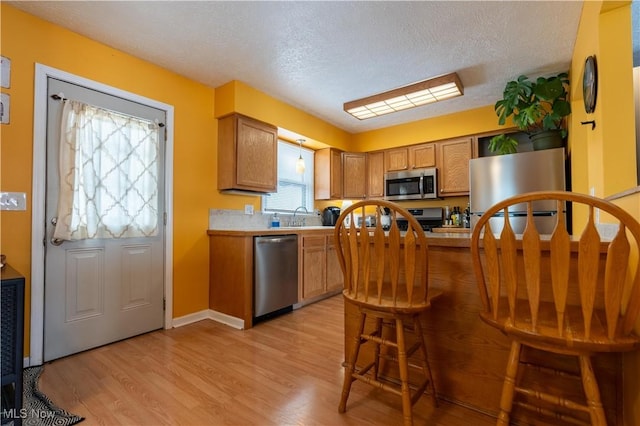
[10,1,584,134]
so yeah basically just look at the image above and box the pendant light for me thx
[295,139,306,174]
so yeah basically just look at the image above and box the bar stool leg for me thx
[498,340,522,426]
[339,310,367,413]
[579,355,607,426]
[373,317,383,380]
[396,318,413,426]
[413,315,437,407]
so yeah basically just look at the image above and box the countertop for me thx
[207,226,471,248]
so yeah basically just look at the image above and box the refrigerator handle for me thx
[476,211,561,218]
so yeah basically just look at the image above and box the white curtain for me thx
[53,100,159,241]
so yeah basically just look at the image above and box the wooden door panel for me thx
[64,248,104,322]
[342,152,366,199]
[410,144,436,169]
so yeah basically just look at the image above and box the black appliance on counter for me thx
[321,206,341,226]
[396,206,443,231]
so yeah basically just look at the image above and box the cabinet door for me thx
[330,149,343,199]
[302,236,326,300]
[218,114,277,193]
[235,115,278,191]
[325,238,343,293]
[342,152,367,199]
[410,143,436,169]
[315,148,343,200]
[384,148,409,172]
[366,151,385,198]
[437,137,473,196]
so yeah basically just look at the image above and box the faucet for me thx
[293,206,308,226]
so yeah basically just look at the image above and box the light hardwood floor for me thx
[39,295,495,425]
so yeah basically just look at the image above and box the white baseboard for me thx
[172,309,212,328]
[208,310,244,329]
[172,309,244,330]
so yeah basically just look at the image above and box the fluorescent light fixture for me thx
[344,72,464,120]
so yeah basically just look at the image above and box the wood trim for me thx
[605,186,640,201]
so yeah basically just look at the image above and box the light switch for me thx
[244,204,254,215]
[0,192,27,211]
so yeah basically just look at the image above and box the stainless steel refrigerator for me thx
[469,148,566,234]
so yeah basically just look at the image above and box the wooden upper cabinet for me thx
[315,148,343,200]
[436,137,473,196]
[384,147,409,172]
[366,151,385,199]
[342,152,367,199]
[384,143,435,173]
[217,113,278,193]
[409,143,436,169]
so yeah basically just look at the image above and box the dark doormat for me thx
[2,366,84,426]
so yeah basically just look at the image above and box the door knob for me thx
[50,237,64,246]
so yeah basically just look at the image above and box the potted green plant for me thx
[487,133,519,155]
[489,72,571,153]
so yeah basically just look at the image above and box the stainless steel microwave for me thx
[384,168,438,200]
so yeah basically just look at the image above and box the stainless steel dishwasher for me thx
[254,234,298,320]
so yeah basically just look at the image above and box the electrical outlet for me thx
[0,192,27,211]
[244,204,254,215]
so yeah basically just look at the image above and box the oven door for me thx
[384,171,423,200]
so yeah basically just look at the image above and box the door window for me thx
[54,100,160,240]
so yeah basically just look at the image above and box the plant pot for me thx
[530,130,564,151]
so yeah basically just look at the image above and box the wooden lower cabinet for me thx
[208,229,343,328]
[301,232,343,301]
[208,234,254,327]
[302,235,326,299]
[325,240,343,293]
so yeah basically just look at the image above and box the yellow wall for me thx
[352,104,502,152]
[569,1,637,202]
[215,80,352,151]
[0,5,220,352]
[569,2,639,424]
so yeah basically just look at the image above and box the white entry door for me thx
[44,78,165,361]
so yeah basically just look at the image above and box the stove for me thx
[396,206,443,232]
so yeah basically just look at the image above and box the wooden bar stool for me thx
[335,200,441,426]
[471,191,640,425]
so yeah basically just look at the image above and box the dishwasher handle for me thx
[255,235,298,244]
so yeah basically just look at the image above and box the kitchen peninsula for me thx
[208,227,621,424]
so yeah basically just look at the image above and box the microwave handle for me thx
[419,174,425,198]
